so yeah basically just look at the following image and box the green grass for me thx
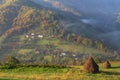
[37,39,49,45]
[99,62,120,73]
[18,49,34,55]
[0,61,120,80]
[0,78,20,80]
[0,66,68,74]
[37,39,105,54]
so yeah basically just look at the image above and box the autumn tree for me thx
[76,36,81,44]
[5,56,20,66]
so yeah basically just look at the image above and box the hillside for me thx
[32,0,120,51]
[0,0,119,64]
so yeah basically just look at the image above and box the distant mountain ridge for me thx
[33,0,120,30]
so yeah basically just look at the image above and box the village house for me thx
[38,35,43,38]
[72,54,76,57]
[31,33,35,36]
[26,35,29,38]
[61,53,66,56]
[25,33,44,39]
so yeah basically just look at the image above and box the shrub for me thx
[0,62,2,65]
[5,56,20,66]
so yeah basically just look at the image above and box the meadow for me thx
[36,38,106,54]
[0,61,120,80]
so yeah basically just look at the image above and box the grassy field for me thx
[37,39,105,54]
[0,61,120,80]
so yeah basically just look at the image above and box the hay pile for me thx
[103,61,111,68]
[84,57,99,73]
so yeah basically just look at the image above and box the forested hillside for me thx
[0,0,119,65]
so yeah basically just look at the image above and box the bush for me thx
[5,56,20,66]
[0,65,16,69]
[94,57,101,63]
[0,62,2,65]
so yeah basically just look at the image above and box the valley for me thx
[0,0,117,64]
[0,0,120,80]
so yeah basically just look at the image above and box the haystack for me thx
[103,61,111,68]
[84,57,99,73]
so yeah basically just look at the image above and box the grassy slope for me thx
[37,38,105,54]
[18,33,107,55]
[0,61,120,80]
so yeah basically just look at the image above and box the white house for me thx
[61,53,66,56]
[72,54,76,57]
[31,33,35,36]
[26,35,29,38]
[38,35,43,38]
